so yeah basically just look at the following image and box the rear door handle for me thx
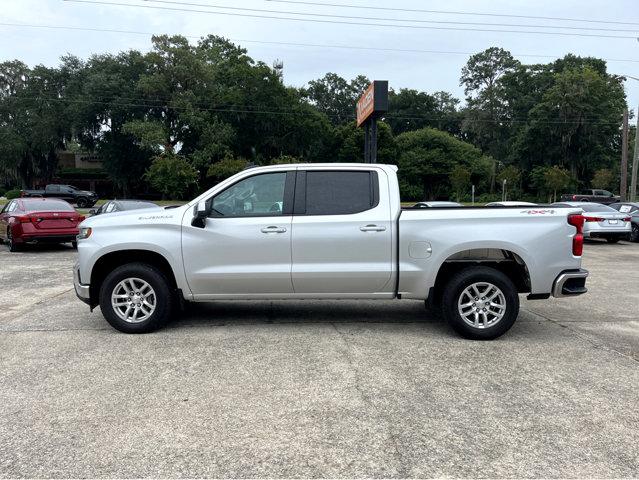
[261,226,287,234]
[360,224,386,232]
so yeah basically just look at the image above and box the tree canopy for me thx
[0,40,630,202]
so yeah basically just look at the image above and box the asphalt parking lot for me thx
[1,240,638,478]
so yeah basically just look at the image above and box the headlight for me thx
[77,227,92,240]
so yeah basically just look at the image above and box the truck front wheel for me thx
[442,266,519,340]
[99,263,174,333]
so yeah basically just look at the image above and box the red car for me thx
[0,198,84,252]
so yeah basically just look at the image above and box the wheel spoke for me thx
[112,277,157,323]
[458,282,506,330]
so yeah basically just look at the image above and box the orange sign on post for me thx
[356,81,388,163]
[356,81,388,127]
[357,83,376,127]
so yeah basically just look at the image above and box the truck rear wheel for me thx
[99,263,174,333]
[76,197,88,208]
[442,266,519,340]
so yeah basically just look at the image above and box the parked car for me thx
[0,198,84,251]
[90,200,160,216]
[413,201,462,208]
[560,189,620,205]
[74,163,589,340]
[485,201,537,207]
[21,184,98,208]
[552,202,631,243]
[610,202,639,242]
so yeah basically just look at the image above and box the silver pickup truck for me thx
[74,163,588,339]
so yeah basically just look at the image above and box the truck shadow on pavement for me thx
[171,299,447,330]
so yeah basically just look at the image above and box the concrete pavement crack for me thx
[331,322,409,478]
[522,307,638,364]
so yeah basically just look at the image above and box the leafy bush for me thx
[5,189,21,199]
[207,156,249,180]
[144,154,198,200]
[0,188,6,197]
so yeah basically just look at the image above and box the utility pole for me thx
[631,106,639,201]
[621,108,629,201]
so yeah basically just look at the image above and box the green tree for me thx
[591,168,615,190]
[514,66,625,182]
[335,121,396,164]
[144,153,198,199]
[460,48,520,190]
[302,73,370,125]
[450,165,471,200]
[207,156,248,181]
[394,127,492,201]
[538,165,572,202]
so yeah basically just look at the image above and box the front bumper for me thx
[73,263,91,305]
[552,269,589,298]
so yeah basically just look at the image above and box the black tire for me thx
[606,237,620,244]
[99,263,174,333]
[71,241,78,249]
[7,228,21,252]
[76,197,88,208]
[441,266,520,340]
[631,224,639,243]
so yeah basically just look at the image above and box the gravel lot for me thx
[0,240,638,478]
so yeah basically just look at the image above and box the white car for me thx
[74,163,589,340]
[552,202,631,243]
[485,201,538,207]
[413,201,462,208]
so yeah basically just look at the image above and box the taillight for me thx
[572,195,577,200]
[15,215,31,223]
[622,217,631,222]
[568,214,584,256]
[583,216,605,222]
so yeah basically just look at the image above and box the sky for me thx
[1,0,638,112]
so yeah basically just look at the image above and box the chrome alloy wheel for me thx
[111,277,157,323]
[457,282,506,329]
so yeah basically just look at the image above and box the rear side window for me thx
[295,171,379,215]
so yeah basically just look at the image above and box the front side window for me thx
[302,171,377,215]
[211,172,287,217]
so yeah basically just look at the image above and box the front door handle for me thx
[261,226,287,234]
[360,224,386,232]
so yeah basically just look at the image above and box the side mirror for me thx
[191,200,209,228]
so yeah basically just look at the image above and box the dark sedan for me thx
[89,199,159,216]
[0,198,84,252]
[610,202,639,242]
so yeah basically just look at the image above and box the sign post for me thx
[356,81,388,163]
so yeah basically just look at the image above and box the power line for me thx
[264,0,639,27]
[4,22,639,64]
[5,95,625,126]
[131,0,639,33]
[63,0,639,39]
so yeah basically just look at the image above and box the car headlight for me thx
[77,227,92,240]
